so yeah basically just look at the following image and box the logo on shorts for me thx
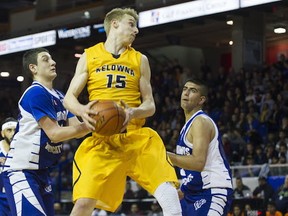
[194,199,206,210]
[45,185,52,192]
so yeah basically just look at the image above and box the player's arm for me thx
[63,52,97,130]
[38,116,90,143]
[125,54,155,120]
[67,116,81,126]
[167,117,213,171]
[66,116,90,139]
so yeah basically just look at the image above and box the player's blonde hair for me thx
[104,8,138,36]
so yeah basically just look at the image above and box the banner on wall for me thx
[138,0,239,28]
[57,23,105,40]
[0,30,56,56]
[0,23,106,56]
[240,0,281,8]
[57,25,91,40]
[138,0,283,28]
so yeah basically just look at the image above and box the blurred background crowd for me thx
[1,53,288,215]
[1,0,288,215]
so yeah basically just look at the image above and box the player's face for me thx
[35,52,57,80]
[181,82,205,112]
[116,14,139,46]
[1,127,16,144]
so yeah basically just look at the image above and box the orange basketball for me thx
[90,100,126,136]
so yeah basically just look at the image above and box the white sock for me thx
[153,182,182,216]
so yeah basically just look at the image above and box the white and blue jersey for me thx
[0,140,8,195]
[3,81,74,171]
[2,81,74,216]
[176,110,233,216]
[176,110,232,192]
[0,140,11,216]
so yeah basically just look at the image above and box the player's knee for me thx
[74,198,96,211]
[153,182,182,216]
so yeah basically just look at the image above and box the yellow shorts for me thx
[72,127,179,212]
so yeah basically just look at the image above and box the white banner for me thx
[240,0,281,8]
[138,0,239,28]
[0,30,56,56]
[139,0,283,28]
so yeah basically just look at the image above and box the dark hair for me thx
[1,117,17,127]
[22,48,49,78]
[185,77,208,97]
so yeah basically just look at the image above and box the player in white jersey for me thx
[0,117,17,216]
[167,78,233,216]
[2,48,92,216]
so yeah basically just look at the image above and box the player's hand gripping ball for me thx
[90,100,126,136]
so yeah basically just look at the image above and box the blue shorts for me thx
[1,171,12,216]
[181,188,233,216]
[2,169,55,216]
[0,196,11,216]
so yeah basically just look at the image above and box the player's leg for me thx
[70,198,97,216]
[71,137,100,215]
[41,174,57,216]
[0,197,11,216]
[0,173,11,215]
[72,136,128,214]
[207,188,233,216]
[153,182,182,216]
[128,128,182,216]
[181,188,233,216]
[2,170,52,216]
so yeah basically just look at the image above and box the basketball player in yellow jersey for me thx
[64,8,182,216]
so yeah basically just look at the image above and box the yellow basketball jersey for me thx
[85,42,141,107]
[85,42,145,128]
[73,44,179,212]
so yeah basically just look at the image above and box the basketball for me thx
[90,100,126,136]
